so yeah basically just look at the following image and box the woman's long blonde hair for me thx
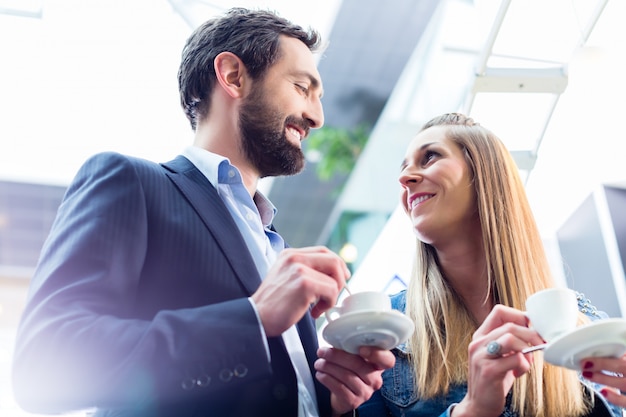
[405,113,589,416]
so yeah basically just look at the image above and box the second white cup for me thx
[525,287,578,342]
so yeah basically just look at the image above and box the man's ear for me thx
[214,52,246,99]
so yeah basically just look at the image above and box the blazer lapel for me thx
[161,156,262,295]
[297,315,332,417]
[165,155,333,415]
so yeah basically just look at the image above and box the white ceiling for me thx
[0,0,624,238]
[0,0,340,186]
[337,0,626,237]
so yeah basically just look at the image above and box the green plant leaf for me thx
[307,124,370,181]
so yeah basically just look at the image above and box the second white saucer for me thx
[543,318,626,370]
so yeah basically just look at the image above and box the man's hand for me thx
[251,246,350,337]
[315,346,395,415]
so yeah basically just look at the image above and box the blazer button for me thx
[181,378,196,390]
[196,374,211,388]
[234,364,248,378]
[219,368,233,382]
[273,383,288,400]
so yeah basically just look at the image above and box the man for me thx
[12,7,394,417]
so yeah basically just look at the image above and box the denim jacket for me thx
[358,290,622,417]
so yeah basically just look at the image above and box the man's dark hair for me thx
[178,7,321,130]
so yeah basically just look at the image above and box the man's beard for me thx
[239,84,307,178]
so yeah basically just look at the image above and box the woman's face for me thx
[399,125,478,245]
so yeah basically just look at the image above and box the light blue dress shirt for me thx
[183,146,319,417]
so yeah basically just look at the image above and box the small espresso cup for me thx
[326,291,391,322]
[525,287,578,342]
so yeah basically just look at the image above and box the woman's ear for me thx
[214,52,246,98]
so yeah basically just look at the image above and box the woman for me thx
[358,113,625,416]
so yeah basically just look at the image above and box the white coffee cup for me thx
[525,287,578,342]
[326,291,391,322]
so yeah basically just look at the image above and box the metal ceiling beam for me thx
[0,3,42,19]
[462,0,609,181]
[472,67,568,94]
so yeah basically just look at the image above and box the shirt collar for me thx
[253,190,278,228]
[182,145,226,189]
[182,146,278,227]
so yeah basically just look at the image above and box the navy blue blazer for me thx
[12,152,332,417]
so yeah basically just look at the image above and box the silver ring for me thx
[486,341,502,356]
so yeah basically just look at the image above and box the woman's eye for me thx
[422,150,439,165]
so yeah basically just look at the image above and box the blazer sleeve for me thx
[12,152,274,413]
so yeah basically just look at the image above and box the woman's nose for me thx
[399,169,422,187]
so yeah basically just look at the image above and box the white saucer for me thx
[543,318,626,370]
[322,310,415,354]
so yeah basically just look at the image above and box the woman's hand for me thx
[452,305,544,417]
[581,354,626,408]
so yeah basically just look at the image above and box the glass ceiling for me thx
[336,0,618,224]
[0,0,341,186]
[0,0,624,237]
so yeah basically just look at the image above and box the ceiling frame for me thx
[463,0,609,179]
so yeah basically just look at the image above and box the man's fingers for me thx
[281,247,350,284]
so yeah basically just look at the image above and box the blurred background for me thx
[1,0,625,415]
